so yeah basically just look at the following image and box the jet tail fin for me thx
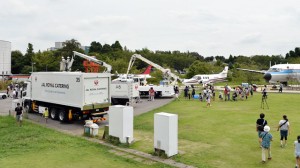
[142,65,152,74]
[221,66,229,74]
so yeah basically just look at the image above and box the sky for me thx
[1,0,300,57]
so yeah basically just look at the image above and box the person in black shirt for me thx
[15,103,23,127]
[256,113,267,147]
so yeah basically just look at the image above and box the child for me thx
[260,126,272,163]
[294,135,300,168]
[206,92,211,107]
[199,93,203,102]
[218,91,223,100]
[43,108,49,123]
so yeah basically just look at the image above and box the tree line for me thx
[11,39,300,85]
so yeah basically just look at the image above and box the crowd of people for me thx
[175,83,257,108]
[6,82,24,99]
[256,113,300,167]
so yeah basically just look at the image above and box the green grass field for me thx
[1,91,299,168]
[132,91,300,168]
[0,117,171,168]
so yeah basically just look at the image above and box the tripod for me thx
[261,95,269,109]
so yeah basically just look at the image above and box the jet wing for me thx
[236,68,266,74]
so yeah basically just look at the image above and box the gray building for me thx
[0,40,11,76]
[49,42,89,54]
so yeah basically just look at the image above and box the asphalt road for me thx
[0,96,174,135]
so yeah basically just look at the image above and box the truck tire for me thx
[50,108,58,120]
[24,103,31,113]
[58,109,67,122]
[24,100,32,113]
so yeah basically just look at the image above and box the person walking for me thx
[250,84,254,97]
[6,86,10,97]
[279,83,283,93]
[184,86,189,99]
[174,86,180,101]
[256,113,268,147]
[149,87,155,101]
[294,135,300,168]
[277,115,290,148]
[206,91,211,107]
[15,103,23,127]
[191,88,195,100]
[260,125,272,163]
[43,108,49,123]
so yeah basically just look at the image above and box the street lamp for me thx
[31,62,36,73]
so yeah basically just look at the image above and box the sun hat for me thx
[264,125,270,132]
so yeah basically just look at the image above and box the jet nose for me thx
[263,73,272,82]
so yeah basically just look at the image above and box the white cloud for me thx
[1,0,300,57]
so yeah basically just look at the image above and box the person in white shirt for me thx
[277,115,290,147]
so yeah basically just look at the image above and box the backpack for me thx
[257,119,265,131]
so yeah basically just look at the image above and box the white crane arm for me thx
[73,51,112,73]
[126,54,182,85]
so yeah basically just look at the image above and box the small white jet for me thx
[237,64,300,85]
[182,66,229,85]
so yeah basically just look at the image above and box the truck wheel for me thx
[50,108,58,120]
[24,104,31,113]
[58,109,67,122]
[2,95,6,99]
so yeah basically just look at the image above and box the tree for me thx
[295,47,300,56]
[111,41,123,51]
[11,50,24,74]
[289,50,296,58]
[190,52,204,61]
[24,43,34,65]
[33,51,60,72]
[58,39,85,72]
[204,56,214,62]
[89,41,102,53]
[215,56,226,62]
[185,61,220,78]
[102,44,112,53]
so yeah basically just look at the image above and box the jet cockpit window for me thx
[268,68,280,72]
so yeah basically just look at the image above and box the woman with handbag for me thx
[278,115,290,148]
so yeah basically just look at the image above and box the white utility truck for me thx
[126,54,182,98]
[111,75,140,105]
[22,72,111,122]
[139,80,175,98]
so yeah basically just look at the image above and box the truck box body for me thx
[30,72,111,110]
[139,85,175,98]
[111,80,139,99]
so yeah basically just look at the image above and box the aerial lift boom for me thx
[126,54,182,85]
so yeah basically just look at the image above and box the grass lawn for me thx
[132,91,300,168]
[0,117,171,168]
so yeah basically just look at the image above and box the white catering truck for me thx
[22,72,111,122]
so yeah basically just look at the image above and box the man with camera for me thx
[261,85,269,109]
[262,85,267,99]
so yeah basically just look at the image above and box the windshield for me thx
[192,76,201,80]
[267,68,281,72]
